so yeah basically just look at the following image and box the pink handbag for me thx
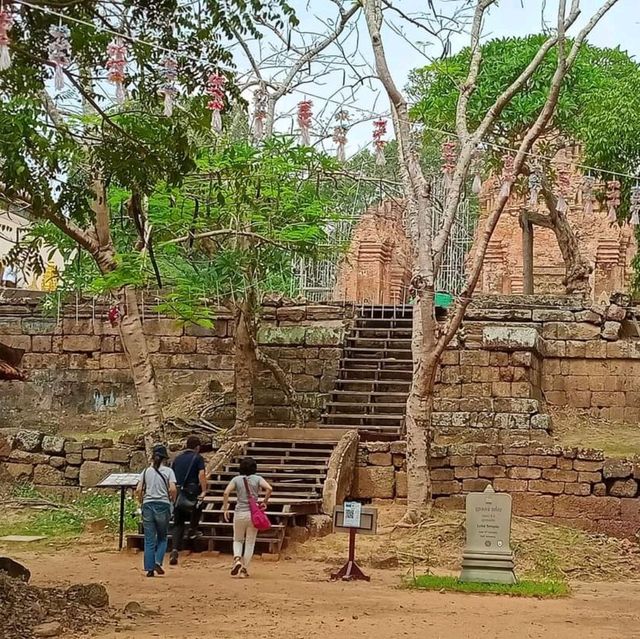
[243,477,271,531]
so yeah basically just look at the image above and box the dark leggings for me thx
[173,501,203,551]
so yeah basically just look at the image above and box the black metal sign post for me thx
[331,503,378,582]
[96,473,140,550]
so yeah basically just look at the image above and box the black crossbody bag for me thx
[174,453,199,511]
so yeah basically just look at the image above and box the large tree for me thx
[0,0,296,443]
[409,36,640,295]
[361,0,621,521]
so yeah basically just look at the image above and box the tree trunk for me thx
[90,180,164,451]
[533,175,593,296]
[117,286,165,447]
[403,288,439,522]
[234,299,257,434]
[254,345,305,427]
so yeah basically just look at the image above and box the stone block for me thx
[542,469,578,482]
[62,335,101,352]
[554,495,620,520]
[593,483,607,496]
[577,471,602,483]
[82,448,100,461]
[602,459,633,479]
[41,435,66,455]
[390,441,406,455]
[449,455,474,467]
[392,454,405,469]
[462,479,491,492]
[478,465,506,479]
[368,452,392,467]
[15,430,43,452]
[528,455,557,469]
[431,468,455,481]
[4,463,33,481]
[601,321,621,341]
[563,483,591,496]
[64,441,83,454]
[454,466,478,479]
[620,498,640,520]
[608,479,638,498]
[431,480,461,495]
[497,455,529,466]
[573,459,603,472]
[33,465,65,486]
[64,466,80,481]
[0,335,31,350]
[507,467,541,480]
[79,461,122,487]
[476,455,496,465]
[49,456,66,469]
[483,326,540,352]
[305,327,344,347]
[32,336,53,352]
[493,478,528,492]
[528,480,564,495]
[0,317,23,334]
[100,448,131,464]
[142,318,183,336]
[434,495,466,510]
[395,471,407,498]
[9,450,49,465]
[129,450,147,472]
[606,304,626,322]
[512,493,554,517]
[364,442,390,453]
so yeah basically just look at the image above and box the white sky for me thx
[256,0,635,157]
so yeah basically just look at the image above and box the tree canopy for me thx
[408,36,640,176]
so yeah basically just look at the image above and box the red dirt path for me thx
[6,547,640,639]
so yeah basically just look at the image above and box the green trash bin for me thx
[435,291,454,309]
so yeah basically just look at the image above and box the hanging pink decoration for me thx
[332,110,349,162]
[106,38,127,104]
[0,8,13,71]
[472,174,482,195]
[158,56,178,117]
[107,306,120,327]
[206,72,226,133]
[252,85,268,141]
[499,155,514,199]
[48,24,71,91]
[297,100,313,146]
[606,180,621,223]
[630,185,640,226]
[372,118,387,166]
[441,140,457,188]
[556,165,572,213]
[581,175,596,216]
[470,145,483,195]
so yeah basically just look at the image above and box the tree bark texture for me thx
[118,285,165,443]
[254,345,305,427]
[234,299,257,434]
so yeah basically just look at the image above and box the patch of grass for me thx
[0,485,138,539]
[407,574,570,598]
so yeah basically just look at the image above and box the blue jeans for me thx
[142,502,171,572]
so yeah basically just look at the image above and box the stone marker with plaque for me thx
[459,485,516,584]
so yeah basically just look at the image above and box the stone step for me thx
[213,470,327,480]
[322,412,404,422]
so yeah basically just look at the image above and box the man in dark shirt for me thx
[170,435,207,566]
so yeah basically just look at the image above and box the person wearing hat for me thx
[135,444,177,577]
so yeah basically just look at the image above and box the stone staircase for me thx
[127,433,337,555]
[321,304,413,438]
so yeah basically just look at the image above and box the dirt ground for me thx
[1,542,639,639]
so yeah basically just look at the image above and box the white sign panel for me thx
[342,501,362,528]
